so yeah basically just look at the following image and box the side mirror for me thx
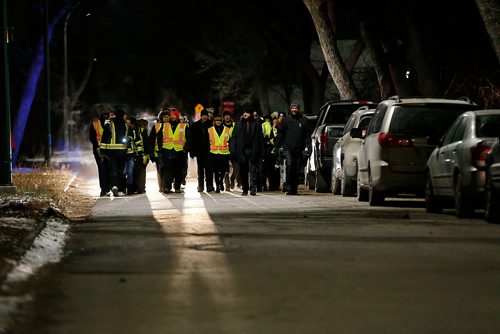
[350,128,363,139]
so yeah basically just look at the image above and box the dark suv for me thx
[306,100,377,192]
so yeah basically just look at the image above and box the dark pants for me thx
[284,150,303,194]
[265,154,280,191]
[104,150,127,193]
[196,157,214,191]
[135,161,147,193]
[209,153,229,190]
[239,161,258,193]
[93,149,109,195]
[160,150,187,191]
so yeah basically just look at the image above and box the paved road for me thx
[7,170,500,334]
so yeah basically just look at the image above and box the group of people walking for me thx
[90,101,311,197]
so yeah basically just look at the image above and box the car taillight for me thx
[378,132,413,147]
[354,101,370,105]
[320,132,328,151]
[471,142,492,168]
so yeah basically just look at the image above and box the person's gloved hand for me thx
[143,154,149,165]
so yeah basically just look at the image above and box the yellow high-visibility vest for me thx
[162,123,187,151]
[208,126,231,155]
[99,121,129,150]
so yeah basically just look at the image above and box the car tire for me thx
[454,173,473,218]
[315,170,330,193]
[368,171,384,206]
[357,175,368,202]
[485,173,500,223]
[425,172,443,213]
[341,164,355,197]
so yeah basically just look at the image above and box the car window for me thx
[450,117,468,142]
[324,105,363,124]
[343,113,357,135]
[329,127,344,138]
[476,115,500,138]
[358,115,373,129]
[388,106,468,137]
[441,117,463,146]
[367,105,387,135]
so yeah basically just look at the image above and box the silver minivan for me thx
[354,96,479,206]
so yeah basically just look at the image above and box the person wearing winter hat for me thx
[230,108,264,196]
[90,107,111,196]
[208,114,232,193]
[100,108,129,196]
[156,108,191,194]
[190,109,214,192]
[275,100,311,195]
[150,107,170,192]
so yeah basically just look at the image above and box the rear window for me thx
[389,106,472,137]
[328,127,344,138]
[476,114,500,138]
[325,105,372,124]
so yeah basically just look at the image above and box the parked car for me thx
[425,110,500,217]
[307,100,376,192]
[485,139,500,223]
[354,96,479,206]
[331,106,375,196]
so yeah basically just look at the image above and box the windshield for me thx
[476,114,500,137]
[389,106,473,137]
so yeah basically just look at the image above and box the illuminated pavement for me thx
[7,169,500,334]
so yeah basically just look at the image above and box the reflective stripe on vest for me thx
[100,121,129,150]
[93,120,104,144]
[162,123,187,151]
[208,126,230,155]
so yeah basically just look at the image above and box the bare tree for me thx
[475,0,500,64]
[302,0,358,100]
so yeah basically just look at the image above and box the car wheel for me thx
[307,171,315,190]
[368,171,384,206]
[454,173,473,218]
[485,173,500,223]
[315,169,330,193]
[341,164,355,197]
[357,174,368,202]
[425,172,443,213]
[331,169,341,195]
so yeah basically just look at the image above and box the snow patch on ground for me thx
[5,219,68,284]
[0,220,68,333]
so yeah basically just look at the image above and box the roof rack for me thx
[388,95,401,102]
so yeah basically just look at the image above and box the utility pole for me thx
[0,0,16,193]
[44,0,51,163]
[63,2,80,155]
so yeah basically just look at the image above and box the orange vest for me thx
[162,123,187,151]
[93,119,104,144]
[208,126,231,154]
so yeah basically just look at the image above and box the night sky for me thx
[4,0,499,157]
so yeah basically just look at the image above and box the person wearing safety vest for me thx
[150,107,170,192]
[208,114,232,193]
[156,108,191,194]
[100,108,129,197]
[124,116,143,195]
[89,106,111,196]
[261,113,280,191]
[136,119,150,194]
[222,110,238,191]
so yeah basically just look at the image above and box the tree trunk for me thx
[475,0,500,64]
[303,0,359,100]
[360,19,395,100]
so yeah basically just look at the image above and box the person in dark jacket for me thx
[135,119,150,194]
[190,109,214,192]
[100,108,129,196]
[275,101,311,195]
[230,108,264,196]
[89,107,110,196]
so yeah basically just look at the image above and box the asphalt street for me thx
[6,168,500,334]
